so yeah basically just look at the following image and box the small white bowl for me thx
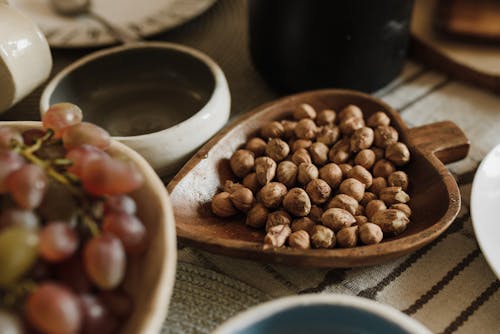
[40,42,230,176]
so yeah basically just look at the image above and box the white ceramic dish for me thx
[214,294,431,334]
[471,144,500,279]
[10,0,217,48]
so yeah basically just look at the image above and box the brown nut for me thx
[339,178,365,202]
[329,138,351,164]
[230,187,254,212]
[359,223,383,245]
[230,149,255,178]
[291,148,312,165]
[390,203,412,217]
[350,127,374,152]
[321,208,356,232]
[294,118,317,140]
[261,121,284,139]
[316,109,336,126]
[338,104,363,122]
[373,159,396,178]
[255,156,277,185]
[288,230,311,249]
[372,147,385,161]
[266,138,290,162]
[372,209,409,235]
[297,163,319,185]
[291,217,316,235]
[385,142,410,166]
[354,149,376,169]
[388,171,409,191]
[305,179,332,205]
[291,139,312,152]
[309,142,329,166]
[369,177,387,196]
[259,182,287,209]
[379,187,410,205]
[347,165,373,188]
[283,188,311,217]
[339,164,353,179]
[355,204,365,216]
[223,180,245,193]
[317,127,340,146]
[336,226,359,248]
[374,125,398,148]
[326,194,358,215]
[211,192,238,217]
[293,103,317,120]
[319,163,342,189]
[360,192,377,206]
[365,200,387,220]
[246,203,269,228]
[340,117,365,136]
[281,120,297,139]
[243,173,261,193]
[311,225,336,248]
[308,205,324,223]
[245,137,267,157]
[266,210,292,231]
[276,161,298,188]
[263,224,291,249]
[355,215,369,225]
[367,111,391,127]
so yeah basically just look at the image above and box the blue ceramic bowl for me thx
[214,294,431,334]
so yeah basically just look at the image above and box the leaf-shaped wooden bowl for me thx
[167,89,469,267]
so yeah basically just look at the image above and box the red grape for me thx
[103,212,147,254]
[104,195,137,215]
[25,282,82,334]
[0,149,24,193]
[0,309,23,334]
[0,208,39,231]
[98,290,133,318]
[42,103,83,138]
[22,128,46,145]
[84,233,125,290]
[79,294,118,334]
[66,144,108,177]
[6,164,48,209]
[56,256,93,293]
[39,222,78,262]
[0,127,22,149]
[62,122,111,150]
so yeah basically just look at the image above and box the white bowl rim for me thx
[213,294,431,334]
[39,41,229,141]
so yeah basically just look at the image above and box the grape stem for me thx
[0,280,36,308]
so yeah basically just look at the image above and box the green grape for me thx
[0,309,23,334]
[0,227,39,286]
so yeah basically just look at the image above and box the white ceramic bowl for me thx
[40,42,230,176]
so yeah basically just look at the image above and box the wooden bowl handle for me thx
[407,121,470,164]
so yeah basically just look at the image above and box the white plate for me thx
[9,0,216,48]
[471,143,500,279]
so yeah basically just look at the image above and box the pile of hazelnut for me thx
[210,103,411,250]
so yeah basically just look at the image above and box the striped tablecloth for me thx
[5,1,499,333]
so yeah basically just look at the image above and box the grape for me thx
[6,164,48,209]
[103,212,147,254]
[56,256,93,293]
[37,181,79,223]
[42,103,83,138]
[79,294,118,334]
[0,127,22,149]
[39,222,78,262]
[25,282,82,334]
[22,128,46,145]
[35,140,67,161]
[104,195,137,214]
[0,208,39,231]
[0,150,24,193]
[0,309,23,334]
[0,227,39,286]
[84,233,126,290]
[66,144,108,177]
[62,122,111,150]
[82,158,144,196]
[98,290,133,318]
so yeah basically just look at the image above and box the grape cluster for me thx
[0,103,146,334]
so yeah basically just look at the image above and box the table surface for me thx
[4,1,500,333]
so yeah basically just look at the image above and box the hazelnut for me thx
[263,224,291,249]
[359,223,383,245]
[360,192,377,206]
[355,215,369,225]
[365,200,387,219]
[316,109,336,126]
[291,217,316,235]
[255,157,277,185]
[385,142,410,166]
[311,225,336,248]
[223,180,244,193]
[390,203,412,217]
[293,103,317,120]
[355,204,365,216]
[230,149,255,178]
[291,139,312,152]
[369,177,387,196]
[339,178,365,202]
[336,226,359,248]
[321,208,356,232]
[339,164,353,178]
[261,121,284,139]
[329,138,351,164]
[291,148,312,165]
[281,120,297,139]
[297,163,319,185]
[276,161,298,188]
[294,119,317,139]
[354,149,376,169]
[246,203,269,228]
[374,125,398,148]
[372,209,409,235]
[316,126,340,146]
[339,117,365,136]
[211,192,238,217]
[288,230,311,249]
[347,165,373,188]
[319,163,342,189]
[243,173,260,193]
[258,182,287,209]
[309,142,329,166]
[372,147,385,161]
[266,138,290,162]
[373,159,396,178]
[266,210,292,231]
[230,187,254,212]
[305,179,332,204]
[283,188,311,217]
[379,187,410,205]
[388,171,409,191]
[245,137,267,157]
[308,205,324,222]
[350,127,374,152]
[367,111,391,127]
[338,104,363,122]
[326,194,358,215]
